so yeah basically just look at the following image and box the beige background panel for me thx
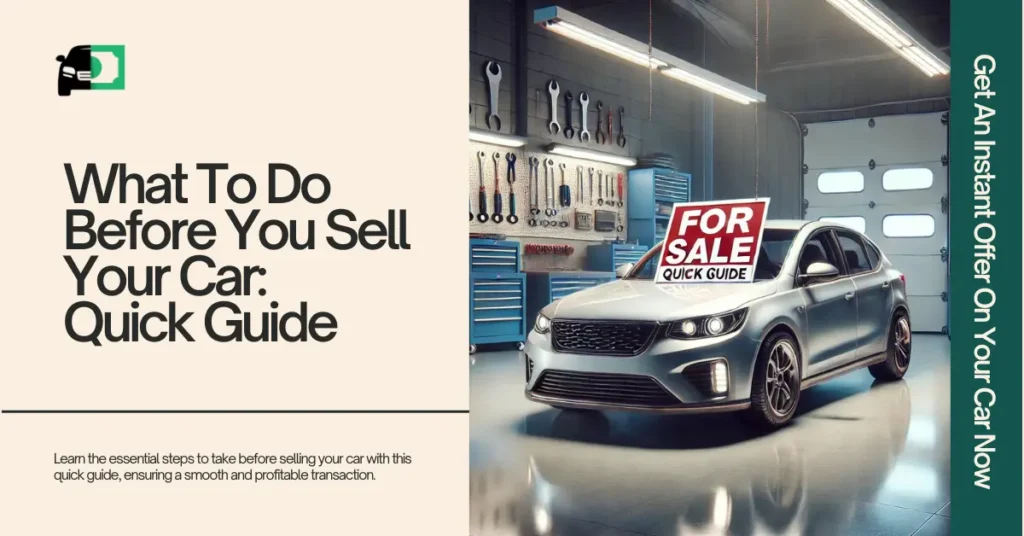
[0,1,469,410]
[1,414,468,534]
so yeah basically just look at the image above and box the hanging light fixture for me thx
[534,6,766,104]
[826,0,949,76]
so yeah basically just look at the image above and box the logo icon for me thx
[56,45,125,96]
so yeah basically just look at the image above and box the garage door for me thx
[803,112,948,333]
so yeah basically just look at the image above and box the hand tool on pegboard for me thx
[484,61,502,131]
[563,91,575,139]
[617,106,627,148]
[476,151,489,223]
[607,108,613,144]
[491,152,504,223]
[588,167,594,206]
[505,152,518,224]
[607,170,614,203]
[575,165,584,207]
[597,170,604,206]
[558,162,570,208]
[544,158,557,219]
[547,80,561,135]
[616,172,625,207]
[595,101,606,144]
[579,92,591,142]
[528,157,540,227]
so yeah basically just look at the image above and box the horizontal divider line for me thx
[2,409,470,414]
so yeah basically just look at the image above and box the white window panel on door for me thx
[883,214,936,237]
[804,113,947,169]
[818,216,867,233]
[806,162,946,208]
[883,167,934,191]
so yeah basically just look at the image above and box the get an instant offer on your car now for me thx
[655,199,770,284]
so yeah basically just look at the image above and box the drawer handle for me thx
[474,290,522,294]
[474,297,522,302]
[473,282,521,286]
[473,254,517,260]
[474,316,523,323]
[472,262,518,266]
[472,248,516,253]
[474,305,523,311]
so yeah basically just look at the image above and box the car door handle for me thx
[844,292,855,301]
[881,281,890,289]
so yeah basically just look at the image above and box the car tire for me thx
[58,83,71,97]
[869,311,911,381]
[745,331,802,430]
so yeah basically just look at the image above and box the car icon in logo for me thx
[56,45,125,96]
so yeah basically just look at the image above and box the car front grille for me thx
[77,72,91,81]
[531,370,680,407]
[551,320,658,356]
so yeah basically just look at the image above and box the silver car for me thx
[524,220,912,428]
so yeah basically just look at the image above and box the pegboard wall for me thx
[468,140,628,243]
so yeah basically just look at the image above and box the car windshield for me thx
[624,228,798,281]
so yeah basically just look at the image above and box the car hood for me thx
[545,279,778,322]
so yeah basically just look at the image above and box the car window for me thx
[835,231,872,274]
[864,241,880,270]
[625,229,797,281]
[797,231,841,274]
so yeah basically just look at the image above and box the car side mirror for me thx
[615,263,634,278]
[799,262,840,284]
[56,55,66,62]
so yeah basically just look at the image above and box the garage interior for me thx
[468,0,950,534]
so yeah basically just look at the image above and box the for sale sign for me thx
[655,198,770,283]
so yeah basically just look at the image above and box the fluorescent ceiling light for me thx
[469,128,527,148]
[547,143,637,167]
[827,0,949,76]
[534,6,765,104]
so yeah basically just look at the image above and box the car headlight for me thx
[62,66,75,75]
[534,313,551,334]
[669,309,747,339]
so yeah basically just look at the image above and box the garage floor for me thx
[470,335,950,536]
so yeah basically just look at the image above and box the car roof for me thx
[764,219,814,231]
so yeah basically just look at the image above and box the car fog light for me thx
[711,361,728,394]
[706,316,725,335]
[680,320,697,336]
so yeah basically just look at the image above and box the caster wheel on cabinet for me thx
[517,342,525,351]
[469,344,477,355]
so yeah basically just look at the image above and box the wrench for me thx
[597,170,604,206]
[607,170,613,200]
[616,172,625,207]
[607,108,613,144]
[476,151,489,222]
[544,158,557,217]
[595,101,606,144]
[617,106,627,147]
[579,92,591,142]
[491,152,503,223]
[547,80,561,135]
[484,62,502,131]
[528,157,540,216]
[587,167,594,205]
[506,153,519,224]
[563,91,575,139]
[576,166,584,206]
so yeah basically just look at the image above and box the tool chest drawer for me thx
[525,271,616,323]
[628,167,692,248]
[470,273,527,346]
[469,238,521,274]
[586,243,649,274]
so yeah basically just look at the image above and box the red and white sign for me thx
[655,198,770,283]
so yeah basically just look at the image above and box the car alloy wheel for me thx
[765,340,800,418]
[894,316,911,372]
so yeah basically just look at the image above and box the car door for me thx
[797,230,860,377]
[835,230,893,358]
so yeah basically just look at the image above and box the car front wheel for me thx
[745,332,802,430]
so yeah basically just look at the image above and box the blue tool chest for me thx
[525,271,617,324]
[627,168,691,247]
[586,243,649,275]
[469,239,526,353]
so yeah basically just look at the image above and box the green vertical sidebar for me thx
[949,1,1022,534]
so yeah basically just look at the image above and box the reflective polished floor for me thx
[470,335,950,536]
